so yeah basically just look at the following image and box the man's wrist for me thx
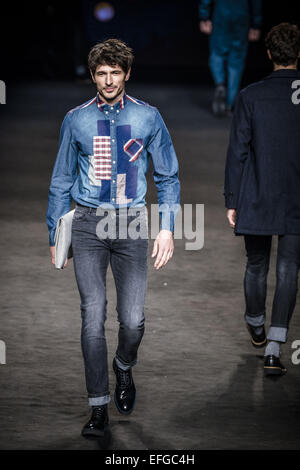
[158,229,173,238]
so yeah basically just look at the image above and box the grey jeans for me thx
[244,234,300,343]
[71,203,148,406]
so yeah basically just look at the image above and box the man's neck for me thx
[273,63,298,71]
[98,89,125,106]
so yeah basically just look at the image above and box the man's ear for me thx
[125,68,131,82]
[267,49,272,61]
[90,70,96,83]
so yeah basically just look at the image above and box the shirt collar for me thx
[96,92,127,112]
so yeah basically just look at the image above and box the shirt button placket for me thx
[110,109,117,205]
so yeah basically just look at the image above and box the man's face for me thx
[91,63,130,104]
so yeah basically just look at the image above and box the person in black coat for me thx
[224,23,300,376]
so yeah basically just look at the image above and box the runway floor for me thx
[0,80,300,450]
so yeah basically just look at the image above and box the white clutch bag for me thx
[54,209,75,269]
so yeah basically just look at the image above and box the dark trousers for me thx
[244,234,300,343]
[209,16,249,107]
[71,204,148,406]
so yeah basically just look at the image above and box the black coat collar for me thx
[265,68,300,80]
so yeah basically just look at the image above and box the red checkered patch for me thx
[93,136,111,180]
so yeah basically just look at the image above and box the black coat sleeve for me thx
[224,91,252,209]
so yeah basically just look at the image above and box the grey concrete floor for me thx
[0,81,300,450]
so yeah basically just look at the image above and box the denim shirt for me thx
[46,92,180,246]
[198,0,262,29]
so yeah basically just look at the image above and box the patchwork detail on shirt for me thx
[123,139,144,162]
[88,136,112,186]
[116,173,133,204]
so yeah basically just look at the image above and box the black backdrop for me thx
[0,0,300,84]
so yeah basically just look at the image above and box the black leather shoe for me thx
[81,405,109,438]
[113,358,136,415]
[247,324,267,348]
[264,355,287,376]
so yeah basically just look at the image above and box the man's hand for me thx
[248,28,260,42]
[50,246,68,268]
[199,20,212,35]
[227,209,236,228]
[151,230,174,270]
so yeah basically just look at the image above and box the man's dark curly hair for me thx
[88,38,134,76]
[265,23,300,66]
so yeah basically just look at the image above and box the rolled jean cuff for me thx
[267,326,288,343]
[115,355,137,371]
[244,311,265,327]
[88,394,111,406]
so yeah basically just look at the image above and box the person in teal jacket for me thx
[199,0,262,116]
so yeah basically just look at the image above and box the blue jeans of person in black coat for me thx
[244,234,300,343]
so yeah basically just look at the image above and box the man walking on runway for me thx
[46,39,180,436]
[199,0,262,117]
[224,23,300,376]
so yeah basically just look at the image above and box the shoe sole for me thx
[251,337,267,348]
[264,366,287,376]
[247,325,267,348]
[81,429,106,439]
[81,423,109,439]
[113,391,136,415]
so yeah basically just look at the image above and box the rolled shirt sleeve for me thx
[46,112,79,246]
[146,109,180,232]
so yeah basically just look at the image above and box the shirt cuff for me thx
[49,232,56,247]
[159,204,177,233]
[160,215,175,233]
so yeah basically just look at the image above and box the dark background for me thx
[1,0,299,86]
